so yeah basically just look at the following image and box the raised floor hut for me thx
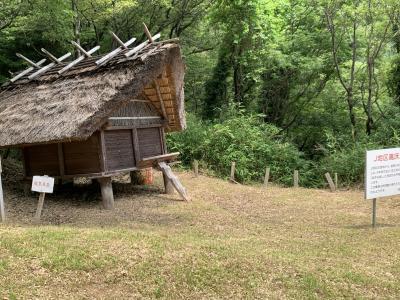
[0,29,188,209]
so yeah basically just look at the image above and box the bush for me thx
[168,114,317,186]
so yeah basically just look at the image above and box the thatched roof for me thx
[0,42,185,148]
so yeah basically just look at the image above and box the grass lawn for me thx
[1,170,400,299]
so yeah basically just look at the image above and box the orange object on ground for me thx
[142,168,153,185]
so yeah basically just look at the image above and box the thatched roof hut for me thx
[0,42,186,148]
[0,34,188,208]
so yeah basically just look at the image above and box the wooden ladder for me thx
[158,162,189,201]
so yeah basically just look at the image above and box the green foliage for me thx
[168,113,318,186]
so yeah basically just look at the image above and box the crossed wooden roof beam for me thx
[9,23,162,83]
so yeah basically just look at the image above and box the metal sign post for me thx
[0,156,5,222]
[372,198,377,228]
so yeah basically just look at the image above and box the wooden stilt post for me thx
[325,172,336,192]
[193,160,199,178]
[98,177,114,210]
[163,171,174,194]
[264,167,270,188]
[0,157,5,222]
[294,170,299,188]
[34,192,46,221]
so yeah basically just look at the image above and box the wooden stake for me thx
[193,160,199,177]
[264,167,270,188]
[34,192,46,221]
[0,157,5,222]
[325,172,336,192]
[230,162,236,182]
[334,172,338,189]
[294,170,299,188]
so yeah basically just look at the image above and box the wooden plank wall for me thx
[103,130,135,171]
[137,128,163,159]
[23,126,166,178]
[63,134,101,175]
[24,144,59,176]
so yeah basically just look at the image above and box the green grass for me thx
[1,172,400,298]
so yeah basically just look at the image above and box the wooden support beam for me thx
[95,36,136,66]
[153,81,169,122]
[131,128,141,163]
[138,152,180,168]
[59,45,100,74]
[158,162,189,201]
[163,172,174,194]
[99,130,108,173]
[98,177,114,210]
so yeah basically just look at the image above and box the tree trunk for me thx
[71,0,81,58]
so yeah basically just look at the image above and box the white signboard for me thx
[31,176,55,194]
[365,148,400,199]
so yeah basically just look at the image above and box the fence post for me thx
[264,167,270,188]
[325,172,336,192]
[334,172,338,189]
[193,160,199,178]
[230,162,236,182]
[294,170,299,188]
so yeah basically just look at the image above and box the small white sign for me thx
[31,176,55,194]
[365,148,400,199]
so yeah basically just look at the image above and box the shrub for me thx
[168,114,316,186]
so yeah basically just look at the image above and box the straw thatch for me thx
[0,43,185,148]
